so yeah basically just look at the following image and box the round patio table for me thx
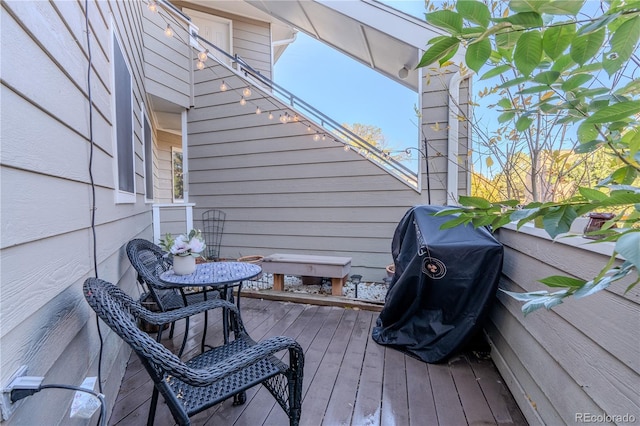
[160,261,261,352]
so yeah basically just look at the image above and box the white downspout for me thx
[182,110,189,202]
[447,70,472,205]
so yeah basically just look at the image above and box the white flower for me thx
[160,229,206,257]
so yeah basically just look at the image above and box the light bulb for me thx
[148,0,158,12]
[198,50,208,62]
[307,125,312,132]
[313,133,321,141]
[243,87,252,97]
[279,114,287,123]
[268,112,274,120]
[321,134,326,140]
[344,144,350,152]
[239,97,246,106]
[164,24,174,37]
[196,60,205,70]
[220,81,228,92]
[255,106,262,115]
[293,114,299,122]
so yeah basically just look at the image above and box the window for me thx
[172,147,184,202]
[112,30,135,203]
[143,107,154,201]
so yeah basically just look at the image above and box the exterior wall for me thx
[156,130,182,202]
[487,225,640,424]
[421,68,470,204]
[142,3,193,108]
[1,1,154,423]
[174,1,272,78]
[187,61,437,280]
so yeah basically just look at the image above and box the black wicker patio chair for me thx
[83,278,304,426]
[126,239,214,352]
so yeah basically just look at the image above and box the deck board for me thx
[109,298,526,426]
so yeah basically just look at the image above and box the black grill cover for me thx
[372,205,503,363]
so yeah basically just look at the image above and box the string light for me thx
[242,87,252,97]
[307,125,312,132]
[197,49,208,62]
[268,112,274,120]
[322,134,326,140]
[240,97,246,106]
[344,144,351,151]
[148,0,158,12]
[313,132,321,141]
[164,24,174,37]
[255,106,262,114]
[196,60,205,70]
[279,113,287,123]
[220,81,228,91]
[293,114,299,122]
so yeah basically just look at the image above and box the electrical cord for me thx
[84,0,104,395]
[11,384,106,426]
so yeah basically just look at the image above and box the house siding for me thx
[186,59,463,279]
[142,2,193,108]
[487,226,640,425]
[174,1,273,78]
[1,1,153,423]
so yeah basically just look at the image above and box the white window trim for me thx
[142,102,154,204]
[172,146,184,203]
[111,22,136,204]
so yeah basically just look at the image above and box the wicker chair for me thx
[126,239,215,353]
[84,278,304,426]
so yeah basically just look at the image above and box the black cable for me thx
[84,0,103,395]
[11,384,106,426]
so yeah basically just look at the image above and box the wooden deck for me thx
[109,298,526,426]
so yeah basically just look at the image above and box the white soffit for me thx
[243,0,465,91]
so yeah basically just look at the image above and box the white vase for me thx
[173,255,196,275]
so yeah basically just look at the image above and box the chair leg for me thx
[232,391,246,406]
[147,387,159,426]
[178,317,190,357]
[169,321,176,339]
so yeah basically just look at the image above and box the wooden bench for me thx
[262,253,352,296]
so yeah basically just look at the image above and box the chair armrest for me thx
[172,336,304,387]
[135,299,238,325]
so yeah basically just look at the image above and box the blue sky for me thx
[273,1,428,168]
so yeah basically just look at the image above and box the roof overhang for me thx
[243,0,465,91]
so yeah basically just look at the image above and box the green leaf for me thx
[577,121,599,143]
[610,166,638,185]
[466,38,492,72]
[577,12,620,36]
[425,10,463,34]
[542,22,576,59]
[517,85,550,94]
[498,111,516,123]
[496,30,522,49]
[417,37,460,68]
[440,216,470,230]
[516,115,534,131]
[543,205,577,238]
[498,76,529,88]
[603,16,640,76]
[497,98,512,109]
[532,70,560,84]
[457,0,491,27]
[574,139,602,153]
[459,195,493,209]
[616,232,640,271]
[551,53,575,72]
[598,191,640,207]
[496,12,544,28]
[538,1,585,15]
[626,128,640,157]
[584,100,640,123]
[508,0,545,13]
[578,187,608,201]
[480,64,513,80]
[570,27,605,65]
[472,214,498,227]
[561,74,592,92]
[539,275,587,288]
[492,214,515,229]
[514,30,543,76]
